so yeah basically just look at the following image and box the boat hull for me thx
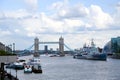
[32,69,42,73]
[86,53,107,61]
[24,70,32,73]
[14,65,24,70]
[32,64,42,73]
[73,53,107,61]
[24,65,32,73]
[73,54,86,59]
[6,64,24,70]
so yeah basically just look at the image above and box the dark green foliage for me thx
[0,50,16,56]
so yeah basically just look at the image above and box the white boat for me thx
[6,59,26,70]
[27,57,42,73]
[24,65,32,73]
[28,57,41,65]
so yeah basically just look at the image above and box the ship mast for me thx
[91,39,95,47]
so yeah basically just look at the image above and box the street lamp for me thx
[16,69,17,78]
[13,43,15,54]
[9,44,12,54]
[0,63,5,80]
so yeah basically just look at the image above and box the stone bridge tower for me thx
[34,37,40,57]
[59,36,64,56]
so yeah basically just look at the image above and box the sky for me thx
[0,0,120,50]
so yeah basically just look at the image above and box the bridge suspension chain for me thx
[18,44,34,54]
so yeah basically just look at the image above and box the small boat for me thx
[13,62,24,70]
[14,59,26,70]
[6,63,15,68]
[28,58,41,65]
[73,54,86,59]
[49,54,60,57]
[6,59,26,70]
[24,65,32,73]
[32,63,42,73]
[28,57,43,73]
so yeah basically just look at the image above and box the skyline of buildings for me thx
[0,42,12,53]
[111,36,120,53]
[0,36,119,53]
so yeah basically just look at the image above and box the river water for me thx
[6,55,120,80]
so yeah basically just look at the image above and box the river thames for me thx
[6,55,120,80]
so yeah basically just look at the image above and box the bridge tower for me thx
[59,36,64,56]
[34,37,40,57]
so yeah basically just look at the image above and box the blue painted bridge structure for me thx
[18,37,75,56]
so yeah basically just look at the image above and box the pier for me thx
[0,63,19,80]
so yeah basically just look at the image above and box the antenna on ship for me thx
[91,39,95,47]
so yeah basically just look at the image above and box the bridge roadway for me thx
[39,42,59,44]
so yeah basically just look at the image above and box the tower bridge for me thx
[34,37,64,57]
[18,36,74,57]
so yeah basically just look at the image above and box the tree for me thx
[0,50,16,56]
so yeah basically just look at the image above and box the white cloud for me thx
[21,18,43,37]
[0,1,116,37]
[0,29,12,37]
[24,0,38,11]
[14,29,20,33]
[2,9,31,19]
[16,12,63,37]
[0,0,120,50]
[0,3,116,38]
[50,0,69,9]
[63,19,84,32]
[112,2,120,27]
[51,1,64,10]
[0,11,5,19]
[50,1,114,30]
[51,2,89,19]
[88,5,113,29]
